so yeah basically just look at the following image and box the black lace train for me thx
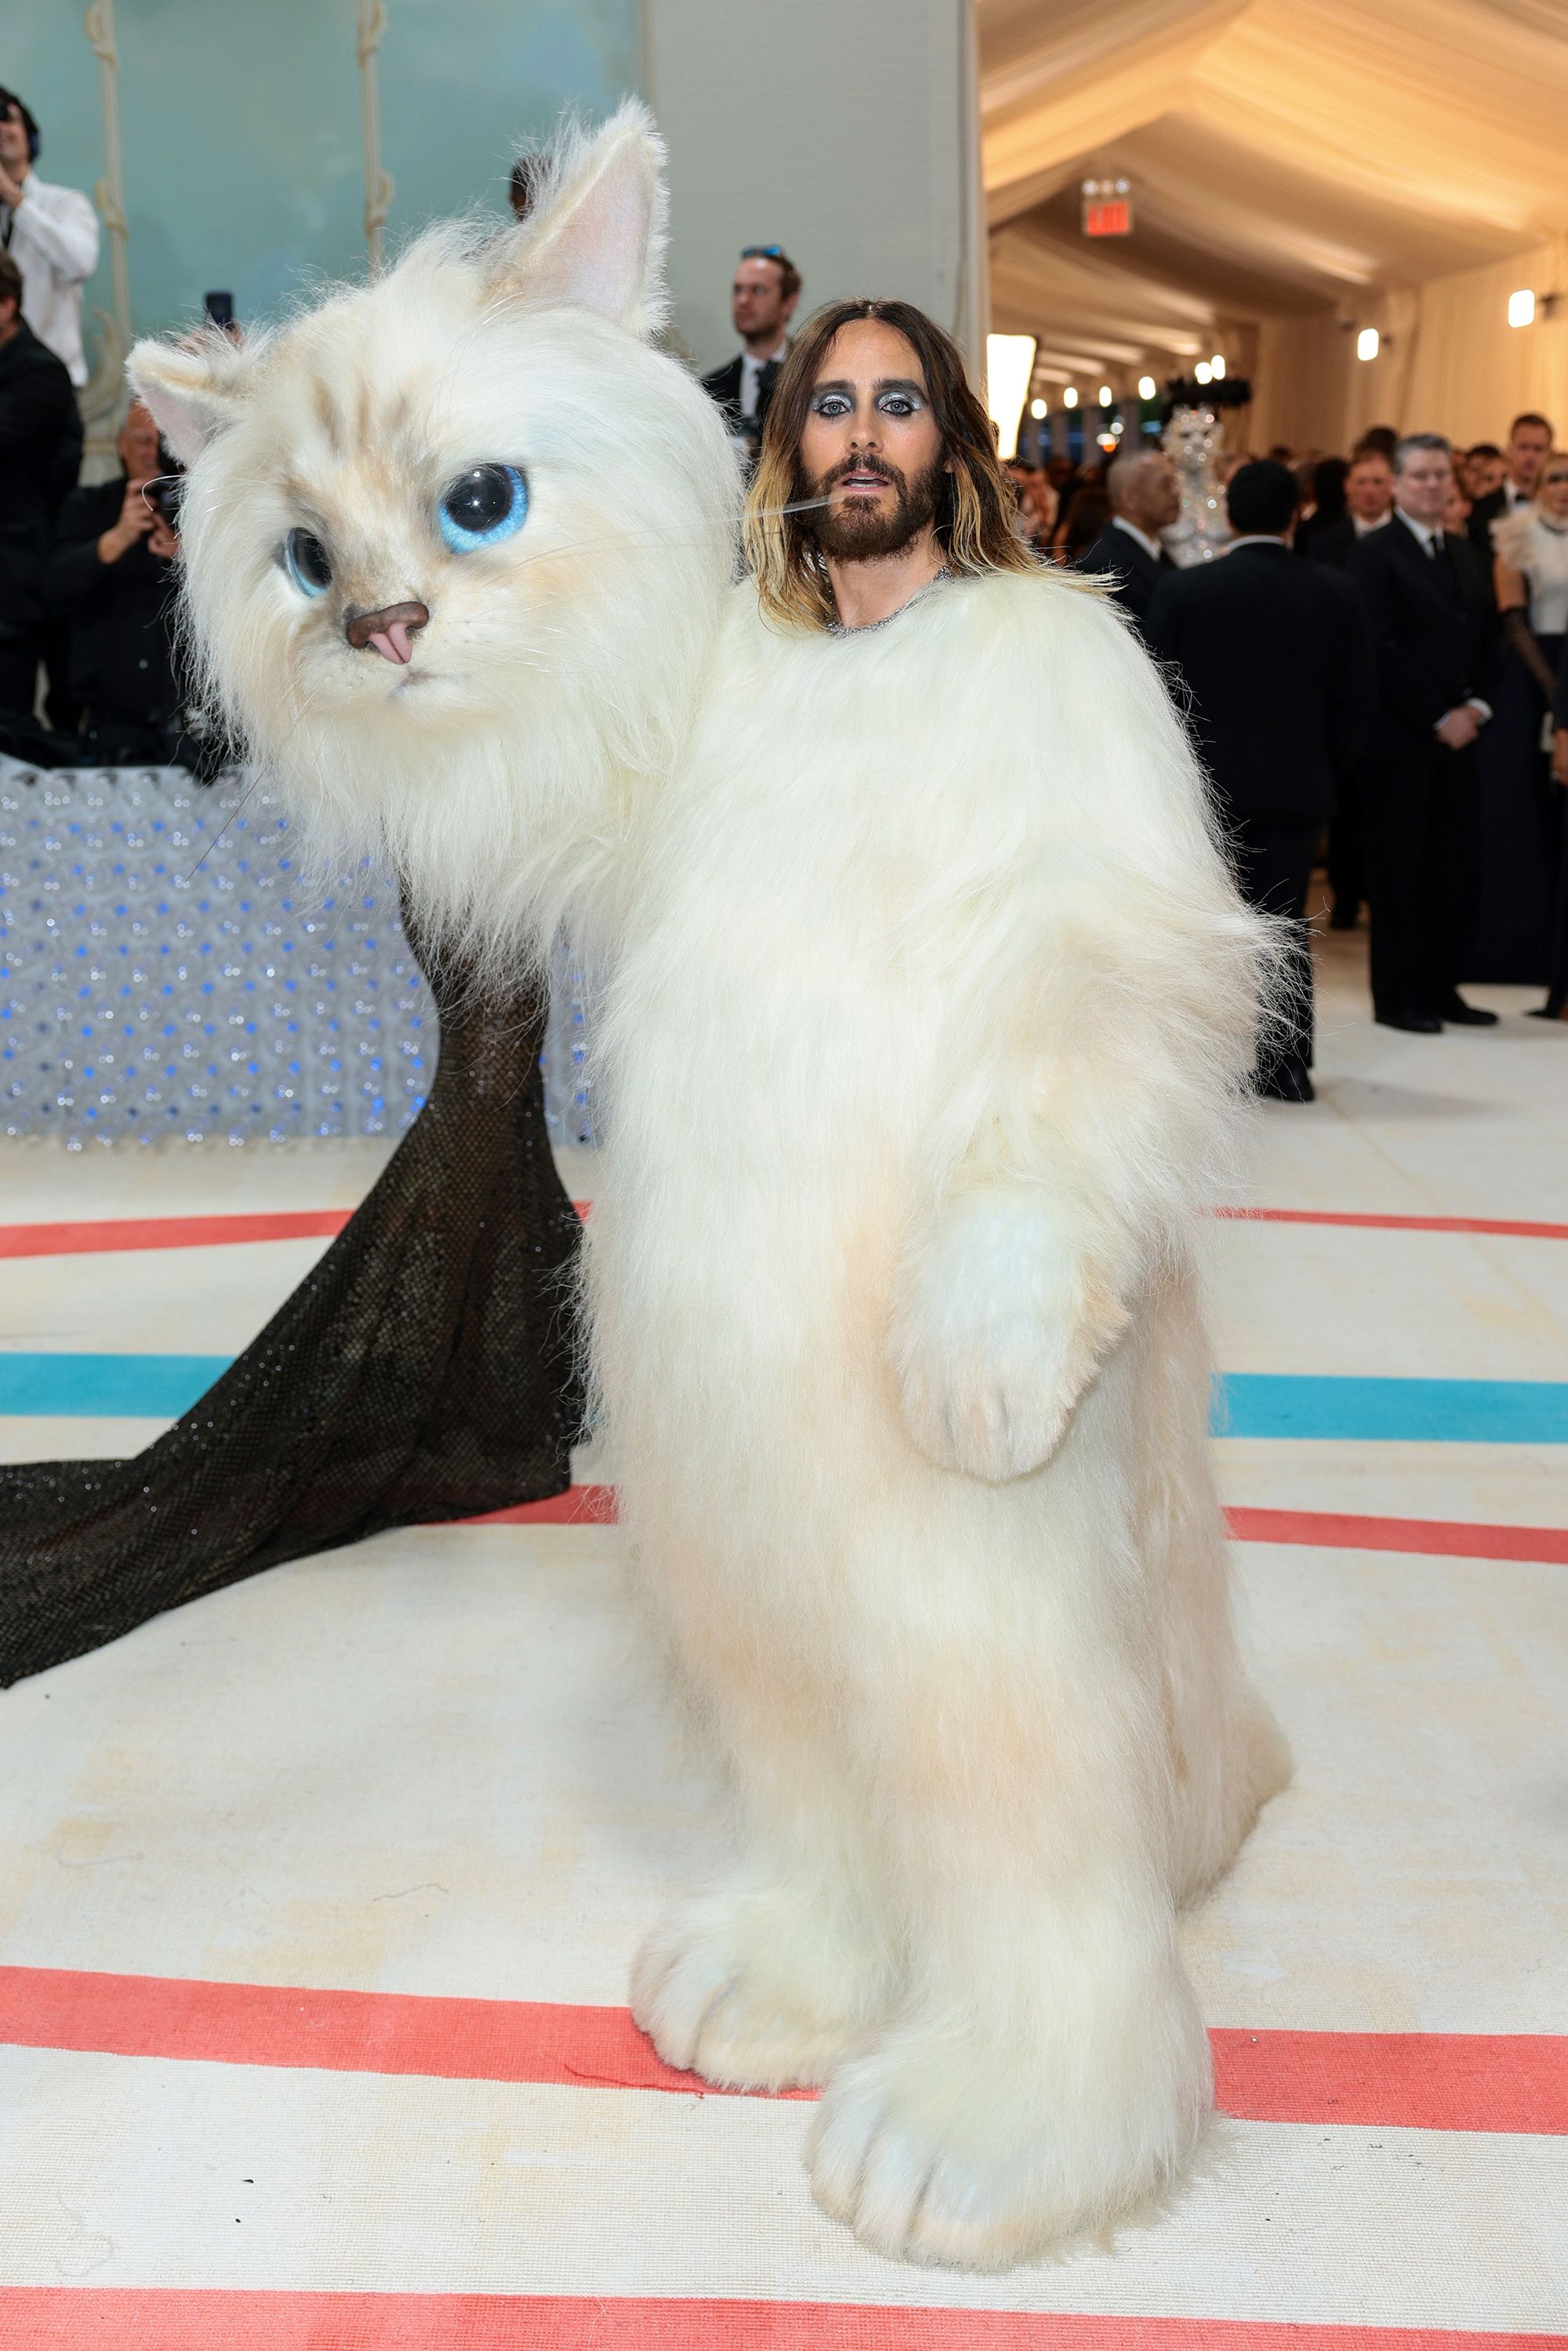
[0,899,584,1687]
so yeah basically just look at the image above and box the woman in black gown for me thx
[0,893,584,1686]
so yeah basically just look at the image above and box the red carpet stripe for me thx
[2,1203,1562,1258]
[0,1203,591,1259]
[2,1967,1563,2135]
[0,2292,1557,2351]
[1225,1506,1568,1564]
[1212,1206,1568,1240]
[469,1488,1568,1568]
[0,1210,353,1257]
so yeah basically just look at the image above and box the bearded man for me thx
[610,298,1290,2266]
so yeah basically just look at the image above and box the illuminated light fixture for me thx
[1097,433,1118,452]
[1029,397,1047,419]
[1098,383,1113,407]
[1356,327,1379,361]
[1210,354,1226,379]
[1063,386,1079,408]
[1194,361,1213,386]
[1508,288,1535,328]
[1138,374,1156,400]
[985,332,1037,462]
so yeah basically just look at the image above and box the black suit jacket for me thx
[1145,540,1374,823]
[0,320,82,640]
[1073,521,1174,628]
[1345,513,1498,760]
[700,352,782,441]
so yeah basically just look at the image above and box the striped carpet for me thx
[0,931,1564,2345]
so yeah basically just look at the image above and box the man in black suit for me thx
[1072,448,1179,632]
[1147,460,1374,1101]
[1306,447,1394,927]
[0,249,80,751]
[1467,412,1552,559]
[1305,448,1393,571]
[1348,434,1501,1032]
[700,246,800,466]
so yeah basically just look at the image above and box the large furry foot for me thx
[630,1880,886,2092]
[807,2002,1210,2270]
[890,1188,1126,1483]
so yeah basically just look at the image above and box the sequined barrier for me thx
[0,758,598,1148]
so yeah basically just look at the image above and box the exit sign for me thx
[1083,196,1132,237]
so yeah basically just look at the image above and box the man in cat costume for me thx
[129,106,1288,2273]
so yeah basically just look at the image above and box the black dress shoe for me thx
[1257,1065,1316,1102]
[1376,1008,1443,1033]
[1436,993,1499,1027]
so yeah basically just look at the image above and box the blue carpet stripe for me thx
[2,1355,1567,1440]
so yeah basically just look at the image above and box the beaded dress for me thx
[0,892,583,1685]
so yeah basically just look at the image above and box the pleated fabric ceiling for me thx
[982,0,1568,448]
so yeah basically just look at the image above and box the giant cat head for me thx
[130,104,737,958]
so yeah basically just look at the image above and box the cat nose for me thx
[344,600,430,664]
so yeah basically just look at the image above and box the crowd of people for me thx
[983,415,1568,1097]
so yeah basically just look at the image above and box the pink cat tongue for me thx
[368,621,415,665]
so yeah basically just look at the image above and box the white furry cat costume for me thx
[132,106,1288,2272]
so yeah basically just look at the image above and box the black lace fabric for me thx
[0,896,585,1687]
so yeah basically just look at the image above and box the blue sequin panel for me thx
[0,760,598,1150]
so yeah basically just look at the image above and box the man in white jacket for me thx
[0,91,98,389]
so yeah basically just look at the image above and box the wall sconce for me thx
[1029,397,1047,419]
[1194,361,1213,386]
[1508,289,1535,328]
[1357,328,1379,361]
[1138,374,1156,399]
[1063,386,1079,408]
[1210,354,1226,379]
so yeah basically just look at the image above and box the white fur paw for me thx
[808,2011,1210,2271]
[630,1882,884,2092]
[890,1190,1124,1483]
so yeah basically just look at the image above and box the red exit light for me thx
[1083,197,1132,238]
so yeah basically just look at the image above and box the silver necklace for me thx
[826,564,953,638]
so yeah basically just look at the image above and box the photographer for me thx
[42,398,201,768]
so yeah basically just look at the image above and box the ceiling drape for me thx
[982,0,1568,448]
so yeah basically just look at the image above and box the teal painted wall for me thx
[5,0,641,357]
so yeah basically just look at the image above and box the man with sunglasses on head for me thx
[701,245,800,466]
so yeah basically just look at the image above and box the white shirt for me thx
[739,336,789,422]
[1352,509,1391,535]
[1396,508,1446,560]
[0,172,99,386]
[1110,515,1163,564]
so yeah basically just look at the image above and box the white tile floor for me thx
[0,915,1564,2340]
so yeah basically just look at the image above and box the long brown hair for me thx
[743,298,1039,632]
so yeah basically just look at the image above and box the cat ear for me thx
[128,328,256,466]
[489,100,669,339]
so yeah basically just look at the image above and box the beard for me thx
[800,451,946,561]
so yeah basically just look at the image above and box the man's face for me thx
[0,103,28,175]
[1393,444,1454,525]
[118,403,162,483]
[731,257,793,346]
[1347,458,1392,520]
[798,317,946,563]
[1469,451,1506,497]
[1508,421,1552,489]
[1120,454,1181,532]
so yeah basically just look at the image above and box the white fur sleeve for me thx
[889,582,1268,1481]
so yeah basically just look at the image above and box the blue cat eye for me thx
[438,463,528,553]
[282,527,332,598]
